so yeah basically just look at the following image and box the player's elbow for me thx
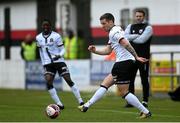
[105,49,112,55]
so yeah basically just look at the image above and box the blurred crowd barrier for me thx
[0,58,180,93]
[0,60,25,89]
[150,52,180,92]
[25,61,62,90]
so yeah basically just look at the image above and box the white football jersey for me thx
[36,31,65,65]
[108,26,135,62]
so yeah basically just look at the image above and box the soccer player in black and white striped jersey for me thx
[78,13,151,118]
[36,19,84,109]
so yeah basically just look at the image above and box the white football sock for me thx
[125,93,149,114]
[71,84,83,104]
[48,88,63,106]
[84,87,107,107]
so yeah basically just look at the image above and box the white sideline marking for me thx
[1,104,180,118]
[96,109,180,118]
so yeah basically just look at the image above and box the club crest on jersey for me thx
[50,38,53,42]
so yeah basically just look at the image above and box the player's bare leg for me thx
[101,74,114,87]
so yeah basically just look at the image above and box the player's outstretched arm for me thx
[88,45,112,55]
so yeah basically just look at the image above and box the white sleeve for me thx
[35,37,40,47]
[59,46,66,56]
[55,34,65,56]
[112,31,124,42]
[55,34,64,46]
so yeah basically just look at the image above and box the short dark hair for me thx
[41,19,51,26]
[100,13,115,23]
[135,9,146,16]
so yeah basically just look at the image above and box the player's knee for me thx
[122,92,130,98]
[45,74,54,82]
[63,74,74,87]
[119,90,129,97]
[100,85,108,90]
[66,80,74,87]
[47,83,54,90]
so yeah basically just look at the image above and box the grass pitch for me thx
[0,89,180,122]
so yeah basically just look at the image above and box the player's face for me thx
[135,12,145,24]
[100,19,113,32]
[42,22,51,34]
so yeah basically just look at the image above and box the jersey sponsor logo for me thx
[116,80,130,84]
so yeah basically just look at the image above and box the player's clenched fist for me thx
[88,45,96,52]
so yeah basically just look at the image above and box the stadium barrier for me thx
[150,52,180,92]
[0,55,180,93]
[25,61,62,90]
[0,60,25,89]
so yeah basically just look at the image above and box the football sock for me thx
[84,86,107,107]
[48,88,63,106]
[124,93,149,114]
[71,84,84,104]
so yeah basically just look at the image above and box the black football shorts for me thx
[43,62,69,76]
[111,60,135,84]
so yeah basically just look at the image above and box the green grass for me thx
[0,89,180,122]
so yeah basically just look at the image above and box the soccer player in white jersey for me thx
[36,19,84,109]
[78,13,151,118]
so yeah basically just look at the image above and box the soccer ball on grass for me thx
[45,104,60,119]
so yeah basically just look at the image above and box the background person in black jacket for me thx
[168,86,180,101]
[124,9,153,107]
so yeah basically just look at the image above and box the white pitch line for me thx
[96,109,180,118]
